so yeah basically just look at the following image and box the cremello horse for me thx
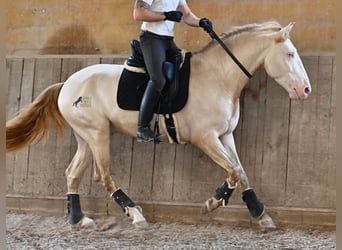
[6,21,311,230]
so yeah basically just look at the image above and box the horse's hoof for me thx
[133,219,149,229]
[256,213,276,230]
[126,206,148,228]
[71,216,97,230]
[201,197,223,214]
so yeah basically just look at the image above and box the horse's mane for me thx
[194,21,282,54]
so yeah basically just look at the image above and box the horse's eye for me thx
[287,52,295,58]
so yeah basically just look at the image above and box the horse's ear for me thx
[274,22,295,43]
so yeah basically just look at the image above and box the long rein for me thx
[207,28,253,79]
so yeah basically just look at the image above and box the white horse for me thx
[6,21,311,230]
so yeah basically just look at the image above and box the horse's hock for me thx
[6,54,336,227]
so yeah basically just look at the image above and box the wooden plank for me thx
[108,134,133,196]
[151,143,176,201]
[286,56,319,208]
[11,58,36,195]
[189,146,226,203]
[112,56,126,65]
[129,140,155,201]
[327,57,336,205]
[26,58,62,196]
[6,58,23,120]
[172,144,193,202]
[100,57,115,64]
[253,70,268,195]
[286,56,335,208]
[259,74,291,206]
[231,69,268,205]
[6,196,336,227]
[6,58,24,193]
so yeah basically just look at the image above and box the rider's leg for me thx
[137,80,163,142]
[137,32,168,142]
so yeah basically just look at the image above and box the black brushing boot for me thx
[137,80,163,142]
[242,189,265,218]
[67,193,84,225]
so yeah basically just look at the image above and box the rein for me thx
[207,28,253,79]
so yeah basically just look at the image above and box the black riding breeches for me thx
[139,31,181,92]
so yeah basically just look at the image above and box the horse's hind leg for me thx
[87,128,148,228]
[65,132,96,229]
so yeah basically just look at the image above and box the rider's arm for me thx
[177,3,201,27]
[133,0,165,22]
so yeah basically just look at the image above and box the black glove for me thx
[164,11,183,23]
[199,18,214,38]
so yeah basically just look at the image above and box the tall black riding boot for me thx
[137,81,163,142]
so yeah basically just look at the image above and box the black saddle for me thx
[117,41,192,144]
[117,43,191,114]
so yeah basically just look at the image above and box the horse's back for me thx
[64,63,123,87]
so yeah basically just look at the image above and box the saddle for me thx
[117,40,192,143]
[117,40,191,114]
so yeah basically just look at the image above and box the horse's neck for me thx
[192,37,270,101]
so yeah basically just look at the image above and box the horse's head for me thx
[264,23,311,100]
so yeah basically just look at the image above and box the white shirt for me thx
[140,0,187,37]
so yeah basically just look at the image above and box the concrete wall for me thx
[6,0,336,55]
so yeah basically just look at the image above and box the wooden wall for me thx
[6,54,336,225]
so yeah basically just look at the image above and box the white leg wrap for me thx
[126,206,148,228]
[71,216,96,230]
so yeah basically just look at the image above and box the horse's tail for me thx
[6,82,67,152]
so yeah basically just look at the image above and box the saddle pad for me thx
[117,52,191,114]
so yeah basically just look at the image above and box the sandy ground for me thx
[6,212,335,250]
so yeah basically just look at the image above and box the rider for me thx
[133,0,213,142]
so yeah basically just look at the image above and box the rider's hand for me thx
[164,11,183,23]
[199,18,214,38]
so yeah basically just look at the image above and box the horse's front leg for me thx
[196,132,275,229]
[194,132,246,213]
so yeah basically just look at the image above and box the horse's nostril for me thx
[304,87,311,94]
